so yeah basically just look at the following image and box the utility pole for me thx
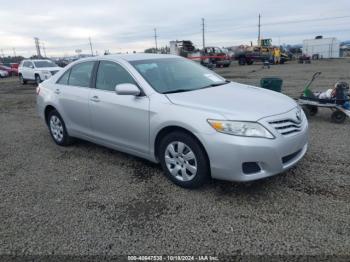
[0,49,4,58]
[258,14,261,46]
[42,43,47,57]
[201,18,205,49]
[89,37,93,56]
[34,37,42,57]
[12,48,16,57]
[154,28,158,53]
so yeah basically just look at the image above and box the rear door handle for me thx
[54,89,60,94]
[90,95,100,102]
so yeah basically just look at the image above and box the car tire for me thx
[331,110,346,124]
[159,132,210,189]
[238,57,246,65]
[47,110,73,146]
[19,74,27,85]
[35,74,41,85]
[307,105,318,116]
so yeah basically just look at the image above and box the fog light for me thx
[242,162,261,174]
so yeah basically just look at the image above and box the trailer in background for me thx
[302,37,340,59]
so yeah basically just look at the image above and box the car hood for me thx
[165,82,297,121]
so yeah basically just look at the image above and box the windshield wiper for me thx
[163,89,195,94]
[198,80,230,90]
[163,81,230,94]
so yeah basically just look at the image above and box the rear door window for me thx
[68,62,95,88]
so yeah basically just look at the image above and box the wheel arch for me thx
[44,105,57,125]
[154,125,210,171]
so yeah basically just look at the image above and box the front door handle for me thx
[54,89,60,94]
[90,95,100,102]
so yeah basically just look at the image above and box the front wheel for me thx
[19,74,27,85]
[159,132,210,188]
[35,75,41,85]
[48,110,73,146]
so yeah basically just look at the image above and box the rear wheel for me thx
[159,132,210,188]
[331,110,346,124]
[48,110,73,146]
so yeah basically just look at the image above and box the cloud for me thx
[0,0,349,57]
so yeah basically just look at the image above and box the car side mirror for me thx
[115,83,140,96]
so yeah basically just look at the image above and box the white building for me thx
[302,37,340,58]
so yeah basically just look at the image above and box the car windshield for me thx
[34,61,57,68]
[130,58,227,94]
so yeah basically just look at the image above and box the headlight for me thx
[207,120,274,139]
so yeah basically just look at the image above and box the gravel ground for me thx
[0,59,349,257]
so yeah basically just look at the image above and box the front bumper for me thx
[200,113,308,182]
[37,71,53,81]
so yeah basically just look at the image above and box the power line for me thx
[263,15,350,26]
[206,15,350,33]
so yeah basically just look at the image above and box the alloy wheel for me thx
[50,115,64,142]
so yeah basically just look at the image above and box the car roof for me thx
[93,53,180,62]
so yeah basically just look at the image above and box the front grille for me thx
[50,70,59,75]
[282,149,302,164]
[269,119,302,136]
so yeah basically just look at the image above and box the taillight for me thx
[36,86,40,95]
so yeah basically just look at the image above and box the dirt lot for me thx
[0,59,349,257]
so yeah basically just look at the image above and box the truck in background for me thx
[233,39,289,65]
[169,40,231,68]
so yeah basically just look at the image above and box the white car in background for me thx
[0,69,9,78]
[18,59,61,85]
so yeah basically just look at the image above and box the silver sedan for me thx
[37,54,308,188]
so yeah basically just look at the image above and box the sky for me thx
[0,0,349,57]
